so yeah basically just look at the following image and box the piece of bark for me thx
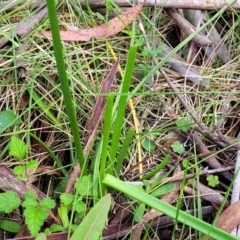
[2,0,240,11]
[0,165,46,200]
[201,200,240,240]
[110,202,137,225]
[16,38,28,80]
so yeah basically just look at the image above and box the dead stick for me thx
[2,0,239,11]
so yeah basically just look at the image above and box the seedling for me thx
[0,190,55,236]
[55,175,94,231]
[171,141,185,154]
[207,175,219,187]
[176,118,191,132]
[9,136,38,180]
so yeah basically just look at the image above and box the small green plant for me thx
[0,135,55,236]
[9,136,38,180]
[176,118,191,132]
[171,141,185,154]
[55,175,93,231]
[141,134,157,153]
[142,45,164,57]
[207,175,219,187]
[0,190,55,236]
[23,191,55,236]
[0,110,22,134]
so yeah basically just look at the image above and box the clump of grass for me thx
[1,0,240,239]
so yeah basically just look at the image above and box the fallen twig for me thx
[185,182,228,206]
[166,9,212,46]
[2,0,239,11]
[126,166,234,186]
[0,7,48,48]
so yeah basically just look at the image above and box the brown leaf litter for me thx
[43,4,143,41]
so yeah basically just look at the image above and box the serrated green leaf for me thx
[0,191,20,213]
[134,203,145,222]
[70,194,111,240]
[23,191,38,208]
[150,183,175,197]
[60,193,74,206]
[0,110,22,134]
[75,175,93,197]
[176,118,191,132]
[141,137,156,153]
[171,141,185,154]
[13,165,25,175]
[40,198,55,209]
[74,201,86,214]
[9,136,28,159]
[24,206,47,236]
[26,160,38,170]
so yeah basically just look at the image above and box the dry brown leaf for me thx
[201,200,240,240]
[43,4,143,41]
[132,165,181,240]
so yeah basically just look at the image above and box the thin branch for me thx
[166,9,212,46]
[2,0,240,11]
[126,166,234,186]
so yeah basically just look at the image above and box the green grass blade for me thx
[115,128,135,176]
[29,132,67,176]
[26,87,62,130]
[103,174,238,240]
[70,194,111,240]
[108,46,137,172]
[142,154,170,180]
[100,95,114,193]
[46,0,86,174]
